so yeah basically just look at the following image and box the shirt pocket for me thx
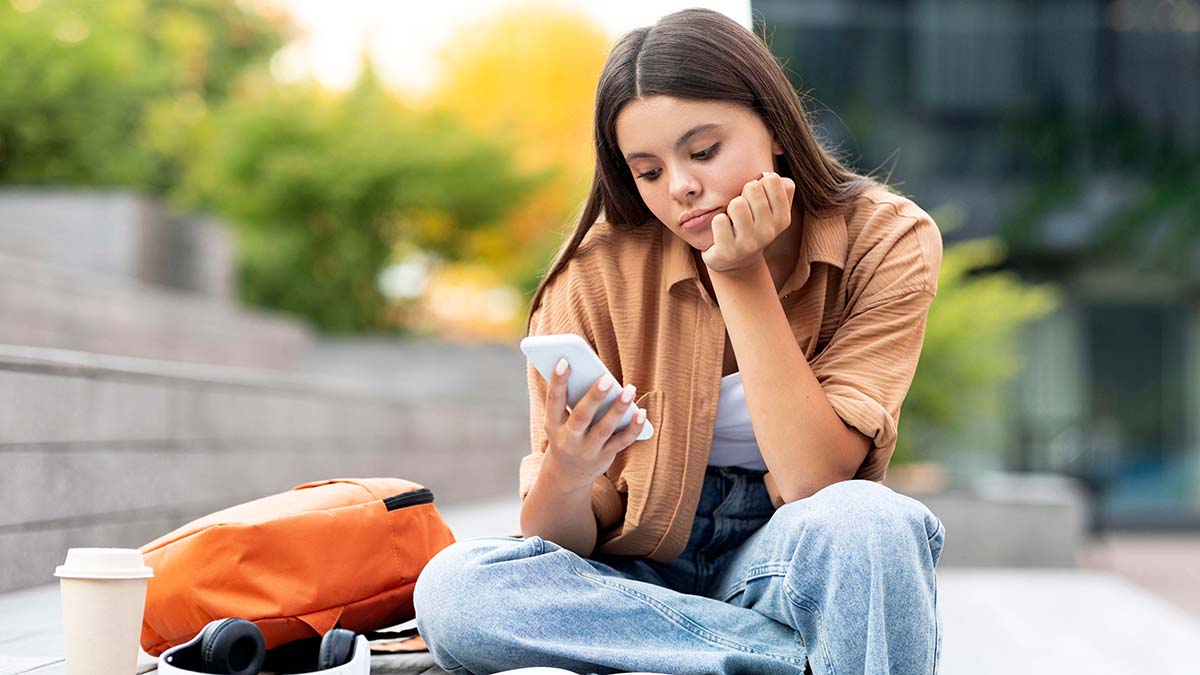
[604,389,663,528]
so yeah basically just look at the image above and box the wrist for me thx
[540,450,597,497]
[708,253,768,282]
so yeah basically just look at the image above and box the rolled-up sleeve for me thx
[810,207,942,482]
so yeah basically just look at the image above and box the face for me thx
[615,95,783,251]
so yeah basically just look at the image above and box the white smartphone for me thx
[520,333,654,441]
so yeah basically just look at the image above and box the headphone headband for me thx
[158,619,370,675]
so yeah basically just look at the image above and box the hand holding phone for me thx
[521,334,653,441]
[521,333,654,492]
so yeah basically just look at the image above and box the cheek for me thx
[637,183,671,219]
[714,151,765,196]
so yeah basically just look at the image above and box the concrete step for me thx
[0,189,233,300]
[904,472,1089,567]
[0,246,313,370]
[0,344,529,593]
[300,338,530,406]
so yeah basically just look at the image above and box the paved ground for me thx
[1078,532,1200,618]
[4,497,1199,674]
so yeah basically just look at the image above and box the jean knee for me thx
[789,480,942,556]
[414,537,527,653]
[927,514,945,567]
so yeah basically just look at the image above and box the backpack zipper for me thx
[383,488,434,511]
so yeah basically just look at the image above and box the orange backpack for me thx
[139,478,456,656]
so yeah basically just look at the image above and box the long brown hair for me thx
[525,8,882,334]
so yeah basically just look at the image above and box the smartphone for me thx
[520,333,654,441]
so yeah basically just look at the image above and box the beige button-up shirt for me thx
[521,187,943,564]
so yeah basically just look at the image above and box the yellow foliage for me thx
[405,2,615,337]
[425,2,609,181]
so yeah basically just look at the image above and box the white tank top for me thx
[706,371,768,471]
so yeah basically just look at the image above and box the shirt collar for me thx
[661,207,847,299]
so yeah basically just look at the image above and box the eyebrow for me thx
[623,123,722,161]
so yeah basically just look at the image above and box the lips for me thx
[680,208,721,230]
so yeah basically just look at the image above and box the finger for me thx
[742,177,771,224]
[545,358,569,429]
[725,195,753,239]
[602,406,647,455]
[705,212,736,267]
[760,172,786,219]
[783,177,796,206]
[586,383,636,445]
[565,372,616,435]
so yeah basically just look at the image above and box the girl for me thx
[415,8,945,675]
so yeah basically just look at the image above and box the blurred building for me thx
[756,0,1200,528]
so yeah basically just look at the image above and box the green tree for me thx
[897,205,1060,464]
[0,1,548,332]
[177,74,546,332]
[0,0,284,190]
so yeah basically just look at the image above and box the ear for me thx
[771,135,784,156]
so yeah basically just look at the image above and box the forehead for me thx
[615,96,755,155]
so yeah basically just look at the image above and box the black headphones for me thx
[158,618,360,675]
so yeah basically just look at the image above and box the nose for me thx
[668,165,701,204]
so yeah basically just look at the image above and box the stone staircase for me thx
[0,189,311,370]
[0,189,529,593]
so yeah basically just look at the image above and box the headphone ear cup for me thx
[199,618,265,675]
[317,628,357,670]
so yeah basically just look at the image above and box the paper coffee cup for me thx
[55,548,154,675]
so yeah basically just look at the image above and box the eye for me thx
[633,143,720,182]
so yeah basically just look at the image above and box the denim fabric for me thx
[414,466,945,675]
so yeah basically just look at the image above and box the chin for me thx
[665,222,712,251]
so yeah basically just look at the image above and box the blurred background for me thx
[0,0,1198,671]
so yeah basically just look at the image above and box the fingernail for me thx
[598,374,614,391]
[636,409,647,423]
[555,358,568,375]
[620,384,635,403]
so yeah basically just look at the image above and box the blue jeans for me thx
[414,466,945,675]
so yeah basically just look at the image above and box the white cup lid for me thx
[55,548,154,580]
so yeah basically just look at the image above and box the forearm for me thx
[709,256,867,500]
[519,452,598,558]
